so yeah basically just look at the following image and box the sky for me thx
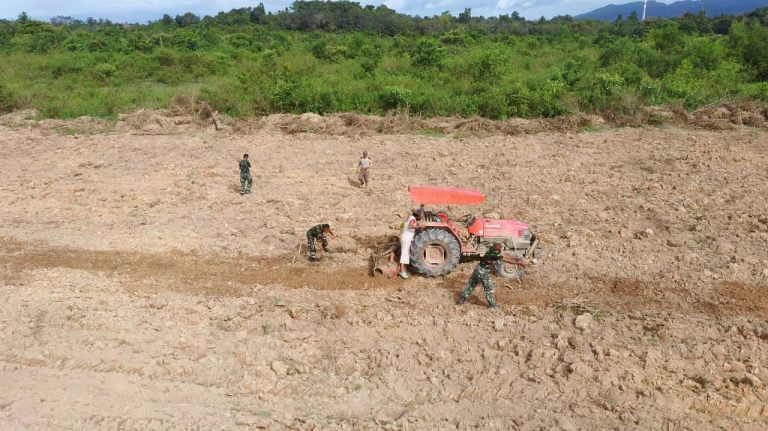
[0,0,670,23]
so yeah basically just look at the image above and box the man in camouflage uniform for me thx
[458,242,516,309]
[306,223,334,261]
[239,153,252,195]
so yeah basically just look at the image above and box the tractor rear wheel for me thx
[409,229,461,277]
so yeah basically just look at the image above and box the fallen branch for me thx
[691,97,732,115]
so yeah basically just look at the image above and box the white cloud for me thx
[383,0,407,11]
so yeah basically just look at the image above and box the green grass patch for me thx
[419,128,446,137]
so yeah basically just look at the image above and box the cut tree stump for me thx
[199,101,221,131]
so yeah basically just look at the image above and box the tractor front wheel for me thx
[409,229,461,277]
[496,261,525,280]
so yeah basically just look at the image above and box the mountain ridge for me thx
[576,0,768,21]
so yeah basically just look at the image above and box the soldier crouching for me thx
[306,223,334,261]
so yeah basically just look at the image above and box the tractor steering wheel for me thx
[457,214,475,225]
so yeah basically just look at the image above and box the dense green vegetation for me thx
[1,2,768,120]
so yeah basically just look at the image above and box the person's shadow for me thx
[346,174,362,188]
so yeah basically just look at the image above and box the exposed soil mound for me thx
[270,112,609,136]
[2,102,766,138]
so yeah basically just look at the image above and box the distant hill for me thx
[576,0,768,21]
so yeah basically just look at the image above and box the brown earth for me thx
[1,111,768,430]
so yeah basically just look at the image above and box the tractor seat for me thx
[466,216,484,236]
[464,215,477,228]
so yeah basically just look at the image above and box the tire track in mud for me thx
[2,236,767,317]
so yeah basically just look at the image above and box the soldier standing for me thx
[239,153,252,195]
[306,223,334,261]
[458,242,517,309]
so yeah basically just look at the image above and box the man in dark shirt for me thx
[458,242,518,309]
[239,153,252,195]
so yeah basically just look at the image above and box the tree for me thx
[250,3,267,24]
[739,25,768,80]
[747,7,768,26]
[175,12,200,28]
[50,16,76,26]
[472,47,507,81]
[679,11,710,35]
[358,44,382,75]
[411,38,446,69]
[457,8,471,24]
[712,16,732,35]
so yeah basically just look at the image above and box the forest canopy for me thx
[1,1,767,119]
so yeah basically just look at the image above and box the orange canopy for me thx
[408,185,485,205]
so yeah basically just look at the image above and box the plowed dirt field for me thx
[1,114,767,430]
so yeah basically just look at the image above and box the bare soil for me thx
[1,111,768,430]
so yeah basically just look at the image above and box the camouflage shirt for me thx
[308,224,326,238]
[479,247,503,268]
[239,159,251,175]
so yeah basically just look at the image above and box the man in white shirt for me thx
[398,209,423,278]
[356,150,372,188]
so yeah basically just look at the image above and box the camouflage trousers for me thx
[307,232,328,258]
[240,173,252,194]
[460,264,496,307]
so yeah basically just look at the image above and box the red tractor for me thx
[407,185,542,277]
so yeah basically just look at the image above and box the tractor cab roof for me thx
[408,185,485,206]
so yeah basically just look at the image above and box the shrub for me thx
[640,77,666,106]
[471,47,507,81]
[310,40,348,62]
[171,30,201,50]
[152,48,180,67]
[505,82,532,118]
[200,80,251,117]
[475,87,507,119]
[411,38,446,69]
[610,62,647,86]
[440,31,468,46]
[662,59,707,109]
[94,63,117,80]
[535,80,568,117]
[272,77,306,112]
[740,82,768,102]
[0,83,16,113]
[226,33,252,49]
[378,86,412,111]
[684,37,724,71]
[358,44,382,75]
[562,57,588,86]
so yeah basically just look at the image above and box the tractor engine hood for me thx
[408,185,485,205]
[467,218,531,240]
